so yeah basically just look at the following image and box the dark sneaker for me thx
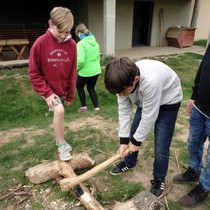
[179,184,209,208]
[110,161,134,175]
[150,178,165,198]
[173,167,200,184]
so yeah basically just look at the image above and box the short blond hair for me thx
[50,6,74,31]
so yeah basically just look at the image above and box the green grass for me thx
[0,52,209,209]
[151,52,203,99]
[194,39,207,47]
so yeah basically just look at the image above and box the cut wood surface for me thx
[25,153,95,184]
[112,191,165,210]
[59,161,104,210]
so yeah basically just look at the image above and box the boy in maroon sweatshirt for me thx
[28,6,77,160]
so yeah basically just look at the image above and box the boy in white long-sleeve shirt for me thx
[104,57,183,198]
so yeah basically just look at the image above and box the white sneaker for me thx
[58,144,72,161]
[94,107,100,111]
[64,142,72,151]
[78,106,88,113]
[56,141,72,151]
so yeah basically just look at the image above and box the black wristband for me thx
[130,136,142,146]
[120,137,129,145]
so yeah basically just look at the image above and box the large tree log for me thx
[112,191,165,210]
[25,153,95,184]
[59,161,104,210]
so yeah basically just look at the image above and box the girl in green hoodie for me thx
[75,23,101,112]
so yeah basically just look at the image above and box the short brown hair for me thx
[104,57,139,94]
[50,6,74,31]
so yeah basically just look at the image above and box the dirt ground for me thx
[0,115,208,210]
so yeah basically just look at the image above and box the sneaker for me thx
[56,141,72,151]
[110,161,134,175]
[173,167,200,184]
[64,142,72,151]
[150,178,165,198]
[78,107,88,113]
[94,107,100,111]
[58,144,72,161]
[179,184,209,208]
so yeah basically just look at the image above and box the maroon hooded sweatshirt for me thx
[28,29,77,103]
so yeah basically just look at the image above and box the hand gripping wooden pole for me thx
[60,150,128,192]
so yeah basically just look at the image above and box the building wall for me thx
[2,0,210,53]
[115,0,133,49]
[77,0,210,51]
[194,0,210,41]
[88,0,104,49]
[87,0,133,51]
[151,0,192,46]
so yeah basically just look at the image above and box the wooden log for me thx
[112,191,165,210]
[59,161,104,210]
[25,153,95,184]
[60,149,128,191]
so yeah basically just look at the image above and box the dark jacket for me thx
[191,43,210,117]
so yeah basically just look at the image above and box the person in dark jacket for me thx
[173,44,210,208]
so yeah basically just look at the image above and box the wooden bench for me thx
[0,39,30,60]
[0,24,47,60]
[0,28,47,48]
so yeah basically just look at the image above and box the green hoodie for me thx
[77,36,101,77]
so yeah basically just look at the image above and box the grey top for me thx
[118,59,183,143]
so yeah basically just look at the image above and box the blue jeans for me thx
[124,106,179,180]
[188,107,210,191]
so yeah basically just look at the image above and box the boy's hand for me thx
[118,144,128,158]
[128,142,140,153]
[119,143,140,158]
[186,99,194,115]
[45,94,60,110]
[65,101,71,106]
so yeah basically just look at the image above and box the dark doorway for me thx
[0,0,74,25]
[132,1,153,47]
[0,1,77,41]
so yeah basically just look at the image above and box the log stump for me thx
[25,153,95,184]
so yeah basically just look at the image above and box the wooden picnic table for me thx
[0,38,29,60]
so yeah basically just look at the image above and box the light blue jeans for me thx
[124,106,179,180]
[188,106,210,191]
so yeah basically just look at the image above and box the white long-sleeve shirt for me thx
[118,59,183,143]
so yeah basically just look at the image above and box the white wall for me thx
[87,0,195,50]
[115,0,133,49]
[151,0,192,46]
[194,0,210,41]
[88,0,133,51]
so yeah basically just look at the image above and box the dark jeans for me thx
[76,74,99,108]
[188,107,210,191]
[124,106,179,180]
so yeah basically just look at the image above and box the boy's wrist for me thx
[120,137,129,145]
[130,136,142,146]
